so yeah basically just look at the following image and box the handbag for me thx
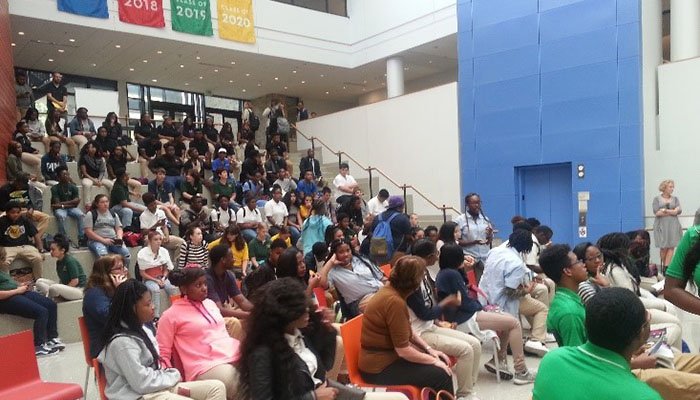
[326,379,366,400]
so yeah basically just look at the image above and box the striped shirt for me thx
[178,241,209,269]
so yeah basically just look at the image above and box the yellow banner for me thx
[218,0,255,43]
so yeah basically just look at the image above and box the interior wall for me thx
[358,68,458,105]
[0,0,14,182]
[458,0,644,244]
[296,83,460,216]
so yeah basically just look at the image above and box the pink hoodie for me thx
[157,298,240,381]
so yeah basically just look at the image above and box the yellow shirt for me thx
[208,238,249,267]
[270,233,292,247]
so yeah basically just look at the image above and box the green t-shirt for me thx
[0,270,19,291]
[110,182,130,207]
[546,287,587,347]
[56,253,86,287]
[666,226,700,287]
[249,237,271,264]
[212,181,236,200]
[180,181,203,202]
[51,183,79,204]
[533,342,662,400]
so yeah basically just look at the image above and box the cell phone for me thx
[113,238,123,245]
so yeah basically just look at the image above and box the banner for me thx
[57,0,108,18]
[119,0,165,28]
[218,0,255,44]
[171,0,213,36]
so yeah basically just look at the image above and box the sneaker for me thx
[35,344,59,357]
[78,237,88,248]
[483,357,513,380]
[545,333,557,343]
[524,340,549,357]
[458,395,482,400]
[513,369,537,385]
[45,338,66,352]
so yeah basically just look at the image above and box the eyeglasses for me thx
[110,265,127,273]
[569,259,585,268]
[584,254,603,262]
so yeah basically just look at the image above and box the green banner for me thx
[171,0,213,36]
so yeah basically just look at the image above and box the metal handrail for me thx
[293,124,462,222]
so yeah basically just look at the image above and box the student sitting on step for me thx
[36,235,85,301]
[50,166,87,247]
[0,200,45,280]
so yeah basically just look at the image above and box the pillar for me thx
[671,0,700,61]
[0,0,15,183]
[386,57,405,98]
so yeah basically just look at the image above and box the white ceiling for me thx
[10,15,457,102]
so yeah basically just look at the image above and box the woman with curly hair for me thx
[99,279,225,400]
[238,277,408,400]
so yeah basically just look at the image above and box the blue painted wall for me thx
[457,0,644,244]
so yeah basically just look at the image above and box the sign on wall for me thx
[57,0,109,18]
[218,0,255,43]
[171,0,213,36]
[119,0,165,27]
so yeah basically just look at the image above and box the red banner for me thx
[119,0,165,28]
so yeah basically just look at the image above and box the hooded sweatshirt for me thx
[156,298,239,381]
[301,214,333,255]
[98,326,180,400]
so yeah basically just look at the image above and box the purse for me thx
[326,379,366,400]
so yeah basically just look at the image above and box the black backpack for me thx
[248,111,260,131]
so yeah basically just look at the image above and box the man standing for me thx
[367,189,389,216]
[46,72,67,118]
[50,166,86,247]
[297,101,309,121]
[332,162,358,205]
[15,70,34,121]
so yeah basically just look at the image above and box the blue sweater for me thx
[435,268,483,324]
[83,287,111,358]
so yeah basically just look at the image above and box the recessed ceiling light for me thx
[156,50,163,54]
[179,64,184,68]
[58,49,65,53]
[92,63,97,67]
[320,74,324,77]
[230,61,236,65]
[242,89,247,92]
[362,88,366,91]
[152,79,157,82]
[184,83,189,86]
[18,31,24,35]
[284,86,288,89]
[342,86,346,90]
[274,77,279,80]
[257,83,261,87]
[292,70,297,74]
[229,80,233,83]
[143,59,148,63]
[245,73,250,76]
[129,68,134,71]
[48,58,54,62]
[11,43,15,46]
[115,45,121,48]
[214,69,219,72]
[196,56,201,60]
[199,76,203,80]
[325,91,329,94]
[428,60,433,64]
[301,80,306,84]
[69,38,75,42]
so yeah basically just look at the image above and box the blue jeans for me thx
[289,226,300,246]
[54,207,85,240]
[88,240,131,267]
[164,176,183,193]
[0,291,58,346]
[241,228,257,242]
[144,278,178,317]
[111,203,146,229]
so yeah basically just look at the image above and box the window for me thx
[272,0,347,17]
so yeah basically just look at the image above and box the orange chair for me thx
[170,294,181,305]
[92,359,108,400]
[0,330,83,399]
[78,317,93,400]
[339,315,421,400]
[313,287,328,308]
[380,264,392,278]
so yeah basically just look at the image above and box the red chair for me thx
[92,359,108,400]
[380,264,392,278]
[313,287,328,308]
[78,317,93,400]
[169,295,181,305]
[339,315,421,400]
[0,330,83,399]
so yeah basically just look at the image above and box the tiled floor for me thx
[38,309,700,400]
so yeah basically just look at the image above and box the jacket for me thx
[298,157,321,180]
[68,117,96,137]
[301,215,333,255]
[247,325,336,400]
[83,287,111,358]
[98,328,181,400]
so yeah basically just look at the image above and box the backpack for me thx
[276,117,290,134]
[92,209,118,226]
[370,212,400,260]
[210,207,234,234]
[248,111,260,131]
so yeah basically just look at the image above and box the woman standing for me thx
[137,231,179,317]
[455,193,493,283]
[98,279,225,400]
[653,180,683,271]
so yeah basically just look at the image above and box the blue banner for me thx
[58,0,109,18]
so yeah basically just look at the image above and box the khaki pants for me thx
[21,209,49,239]
[196,363,239,400]
[35,279,83,300]
[48,136,78,158]
[634,354,700,400]
[139,156,153,178]
[474,311,526,372]
[163,235,185,264]
[141,379,226,400]
[21,152,41,168]
[81,178,114,207]
[531,274,555,306]
[519,294,548,342]
[421,325,481,397]
[72,134,89,150]
[4,245,44,279]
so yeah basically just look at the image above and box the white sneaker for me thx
[524,340,548,357]
[513,369,537,385]
[545,333,557,343]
